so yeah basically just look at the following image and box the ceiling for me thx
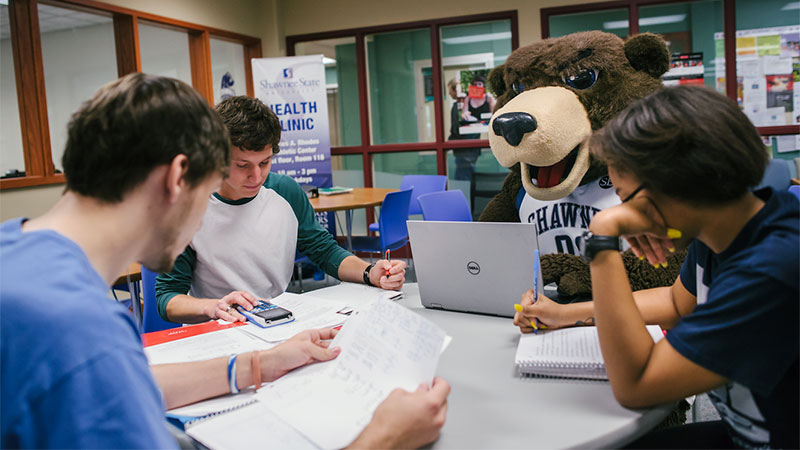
[1,3,111,40]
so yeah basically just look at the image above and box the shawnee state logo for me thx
[467,261,480,275]
[282,68,293,79]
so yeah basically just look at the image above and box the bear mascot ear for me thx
[624,33,670,79]
[488,64,507,99]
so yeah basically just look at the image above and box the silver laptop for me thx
[408,221,543,318]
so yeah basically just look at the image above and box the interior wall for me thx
[278,0,610,48]
[0,0,282,221]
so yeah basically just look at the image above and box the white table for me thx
[310,283,673,449]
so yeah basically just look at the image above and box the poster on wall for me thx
[456,68,496,135]
[252,55,335,233]
[663,52,705,86]
[714,25,800,126]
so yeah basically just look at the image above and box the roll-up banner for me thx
[252,55,335,234]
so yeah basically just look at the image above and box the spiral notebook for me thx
[515,325,663,380]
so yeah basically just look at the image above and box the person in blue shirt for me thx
[0,73,449,449]
[516,86,798,448]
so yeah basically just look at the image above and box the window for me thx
[0,4,24,178]
[549,9,629,39]
[1,0,261,190]
[366,28,433,145]
[296,37,361,147]
[38,3,117,173]
[138,21,192,85]
[210,37,247,105]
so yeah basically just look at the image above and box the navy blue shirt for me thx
[0,218,177,449]
[669,189,799,448]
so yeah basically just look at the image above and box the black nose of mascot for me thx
[492,112,538,147]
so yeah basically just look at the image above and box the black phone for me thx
[237,300,294,328]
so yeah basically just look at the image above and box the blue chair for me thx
[352,189,413,257]
[417,190,472,222]
[142,266,180,333]
[789,185,800,200]
[368,175,447,231]
[755,158,792,192]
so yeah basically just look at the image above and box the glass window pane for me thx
[139,21,192,85]
[0,4,25,178]
[640,1,724,92]
[440,20,510,146]
[734,0,799,127]
[446,148,508,220]
[548,9,629,39]
[296,37,361,147]
[366,29,433,145]
[210,37,246,105]
[372,151,437,189]
[38,4,116,172]
[331,154,366,235]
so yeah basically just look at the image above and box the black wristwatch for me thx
[363,263,375,286]
[581,231,621,262]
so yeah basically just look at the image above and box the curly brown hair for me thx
[215,96,281,154]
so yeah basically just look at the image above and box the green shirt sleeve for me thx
[155,245,197,321]
[265,173,352,278]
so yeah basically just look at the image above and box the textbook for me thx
[318,186,353,195]
[514,325,663,380]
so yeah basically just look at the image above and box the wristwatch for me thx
[580,231,621,262]
[363,263,375,286]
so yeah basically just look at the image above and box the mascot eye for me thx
[563,69,599,90]
[512,81,525,95]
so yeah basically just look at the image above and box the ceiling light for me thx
[442,31,512,45]
[781,2,800,10]
[322,57,336,66]
[604,14,687,30]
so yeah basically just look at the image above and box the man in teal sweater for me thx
[157,96,405,323]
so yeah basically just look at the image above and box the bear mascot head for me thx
[480,31,686,298]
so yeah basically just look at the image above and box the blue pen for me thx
[532,249,540,334]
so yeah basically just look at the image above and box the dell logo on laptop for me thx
[467,261,480,275]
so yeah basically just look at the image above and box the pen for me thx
[532,249,540,334]
[384,249,391,277]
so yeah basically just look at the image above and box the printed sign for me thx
[252,55,335,233]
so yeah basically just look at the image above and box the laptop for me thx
[408,221,543,318]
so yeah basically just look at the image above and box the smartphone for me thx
[237,300,294,328]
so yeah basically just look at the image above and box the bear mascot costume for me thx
[480,30,686,298]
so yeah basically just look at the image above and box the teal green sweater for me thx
[155,173,351,320]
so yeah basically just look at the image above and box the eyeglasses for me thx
[622,184,646,203]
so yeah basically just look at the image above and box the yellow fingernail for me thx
[652,263,660,268]
[662,261,668,268]
[539,324,548,329]
[668,247,676,253]
[639,255,645,260]
[514,304,523,312]
[667,228,682,239]
[530,321,538,330]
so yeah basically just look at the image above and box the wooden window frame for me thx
[540,0,800,138]
[2,0,262,190]
[286,10,520,203]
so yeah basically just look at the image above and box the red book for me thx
[142,321,246,347]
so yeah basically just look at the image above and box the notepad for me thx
[318,186,353,195]
[514,325,663,380]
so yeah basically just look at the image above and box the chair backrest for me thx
[142,266,180,333]
[400,175,447,216]
[378,188,414,250]
[418,190,472,222]
[470,171,509,219]
[789,185,800,200]
[756,158,792,192]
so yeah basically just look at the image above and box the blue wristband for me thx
[227,354,239,394]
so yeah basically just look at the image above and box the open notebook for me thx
[515,325,664,380]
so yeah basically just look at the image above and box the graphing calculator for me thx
[237,300,294,328]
